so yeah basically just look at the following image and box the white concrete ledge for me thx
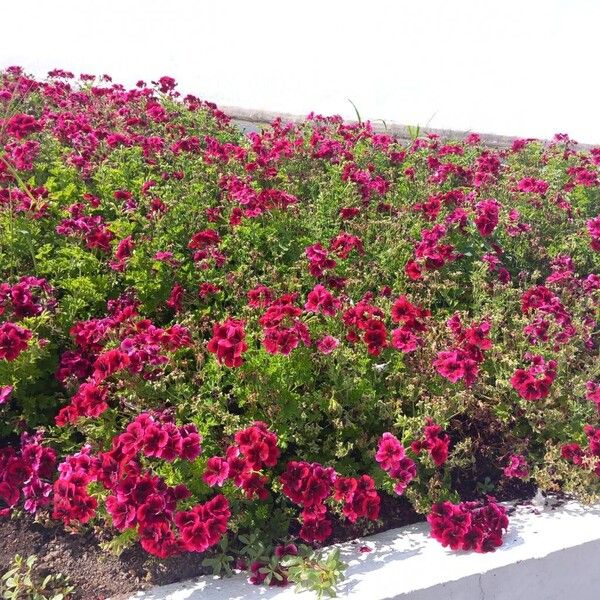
[222,106,597,150]
[127,501,600,600]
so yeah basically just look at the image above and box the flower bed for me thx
[0,67,599,597]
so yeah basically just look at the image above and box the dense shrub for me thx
[1,67,599,586]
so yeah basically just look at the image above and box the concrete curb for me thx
[221,105,597,150]
[126,501,600,600]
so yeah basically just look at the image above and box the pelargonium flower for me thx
[503,454,529,479]
[588,216,600,251]
[586,381,600,411]
[92,348,130,381]
[260,296,310,356]
[0,386,13,405]
[316,335,339,354]
[428,498,508,553]
[510,354,557,401]
[304,284,341,316]
[433,349,479,386]
[376,432,405,471]
[203,456,230,487]
[391,327,420,352]
[5,113,44,139]
[165,282,184,313]
[0,322,32,362]
[411,420,451,467]
[375,433,417,495]
[474,199,500,236]
[247,285,273,308]
[305,243,336,277]
[207,318,248,367]
[234,421,280,470]
[329,232,364,258]
[390,296,429,330]
[517,177,549,194]
[0,432,56,514]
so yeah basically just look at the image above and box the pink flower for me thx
[474,199,500,236]
[305,285,341,316]
[0,322,32,361]
[316,335,339,354]
[503,454,529,479]
[375,433,417,495]
[0,386,13,405]
[510,355,556,401]
[391,327,419,352]
[428,498,508,553]
[203,457,230,487]
[207,318,248,367]
[375,433,405,471]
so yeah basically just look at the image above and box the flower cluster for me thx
[588,216,600,251]
[561,425,600,476]
[521,286,575,347]
[411,420,451,467]
[281,461,380,543]
[0,321,32,362]
[1,68,600,578]
[510,354,557,401]
[390,296,429,353]
[587,381,600,412]
[52,414,221,558]
[342,297,388,356]
[0,432,56,515]
[0,276,55,318]
[375,433,417,494]
[427,498,509,552]
[204,422,279,500]
[433,314,492,387]
[503,454,530,479]
[474,198,501,236]
[207,318,248,367]
[260,295,311,356]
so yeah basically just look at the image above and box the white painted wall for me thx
[3,0,599,143]
[129,502,600,600]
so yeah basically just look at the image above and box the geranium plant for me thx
[0,66,599,595]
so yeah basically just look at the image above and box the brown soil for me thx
[0,514,209,600]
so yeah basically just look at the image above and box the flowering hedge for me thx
[1,67,599,586]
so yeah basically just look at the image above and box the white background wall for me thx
[3,0,599,143]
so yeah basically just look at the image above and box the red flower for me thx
[207,318,248,367]
[305,285,341,316]
[92,349,130,381]
[510,355,556,401]
[188,228,220,250]
[474,199,500,236]
[299,513,332,543]
[391,327,419,352]
[165,283,184,313]
[375,432,405,471]
[411,420,451,467]
[428,498,508,553]
[234,421,280,469]
[375,433,417,494]
[0,322,32,361]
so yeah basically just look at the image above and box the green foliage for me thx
[281,546,347,599]
[201,537,234,577]
[1,555,74,600]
